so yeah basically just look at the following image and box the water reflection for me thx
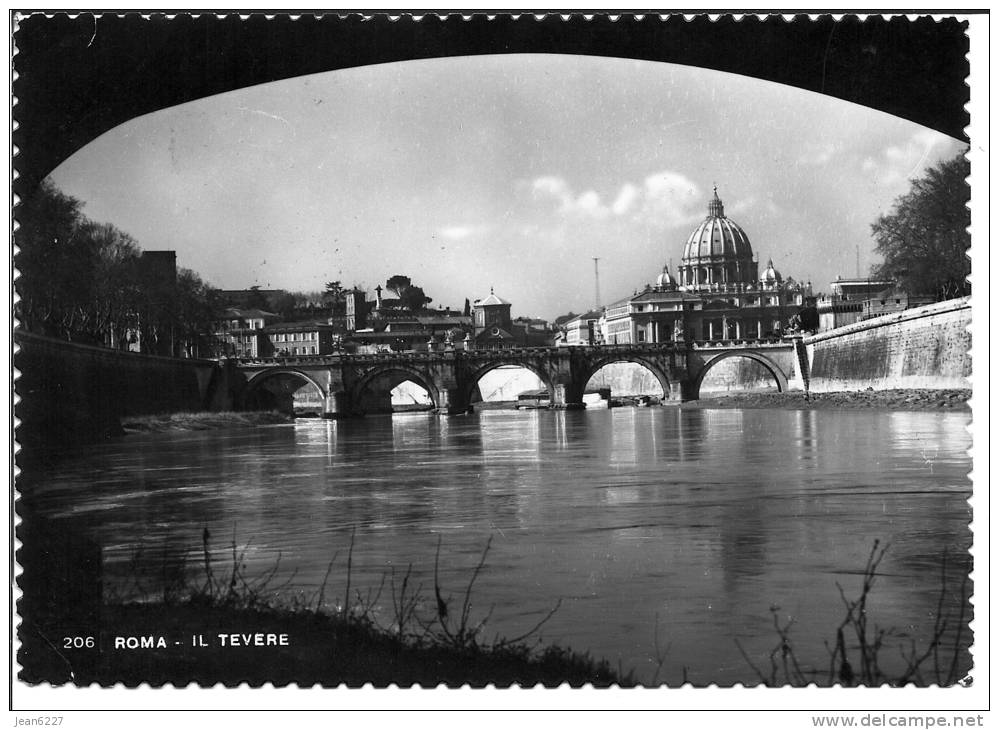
[23,406,972,683]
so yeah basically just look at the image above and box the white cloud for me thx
[611,183,640,215]
[860,129,954,188]
[532,176,571,201]
[639,170,703,228]
[531,170,701,228]
[532,176,611,219]
[796,144,836,166]
[729,195,781,218]
[726,196,757,216]
[439,224,489,240]
[574,190,610,219]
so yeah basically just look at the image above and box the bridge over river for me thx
[232,339,800,417]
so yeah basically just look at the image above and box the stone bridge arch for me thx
[580,354,673,400]
[691,350,788,399]
[350,364,441,415]
[461,360,556,407]
[243,368,329,414]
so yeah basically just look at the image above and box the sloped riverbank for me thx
[32,601,627,687]
[685,389,970,411]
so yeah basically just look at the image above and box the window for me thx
[311,346,317,354]
[637,330,646,342]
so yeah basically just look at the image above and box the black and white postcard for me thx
[10,11,986,721]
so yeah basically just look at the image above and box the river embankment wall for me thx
[14,331,229,453]
[802,297,971,393]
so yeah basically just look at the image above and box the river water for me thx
[23,406,972,685]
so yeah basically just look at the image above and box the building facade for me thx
[265,321,340,357]
[472,289,555,349]
[813,277,923,331]
[599,188,813,344]
[215,307,281,358]
[344,288,373,331]
[472,289,516,348]
[560,310,605,346]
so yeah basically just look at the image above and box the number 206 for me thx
[63,636,95,648]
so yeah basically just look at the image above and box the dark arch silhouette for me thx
[352,366,440,410]
[13,14,970,193]
[693,351,788,399]
[243,368,327,414]
[245,368,327,399]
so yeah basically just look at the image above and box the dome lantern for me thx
[707,185,724,218]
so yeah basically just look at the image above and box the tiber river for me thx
[25,405,972,685]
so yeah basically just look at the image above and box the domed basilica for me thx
[596,188,812,345]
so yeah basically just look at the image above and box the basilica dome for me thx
[678,187,758,288]
[681,188,753,261]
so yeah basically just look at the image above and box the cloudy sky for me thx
[49,54,965,320]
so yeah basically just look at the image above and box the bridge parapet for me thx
[689,338,789,350]
[231,342,685,368]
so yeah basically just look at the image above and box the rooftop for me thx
[264,320,336,333]
[221,307,280,320]
[475,288,511,306]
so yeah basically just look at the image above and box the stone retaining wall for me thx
[14,331,221,454]
[803,297,971,392]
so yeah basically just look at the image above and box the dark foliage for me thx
[385,274,432,311]
[870,153,970,301]
[15,180,220,355]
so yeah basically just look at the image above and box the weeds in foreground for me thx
[112,532,967,686]
[421,535,563,652]
[111,527,615,680]
[736,540,971,687]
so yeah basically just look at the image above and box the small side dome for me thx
[761,258,783,285]
[656,263,677,289]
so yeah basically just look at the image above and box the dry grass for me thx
[120,410,293,432]
[97,529,627,687]
[736,541,971,687]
